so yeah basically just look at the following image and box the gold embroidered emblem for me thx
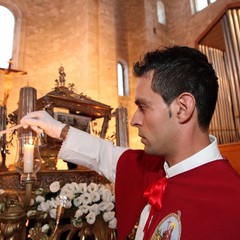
[151,211,181,240]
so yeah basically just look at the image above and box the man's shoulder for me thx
[120,149,164,161]
[118,149,165,170]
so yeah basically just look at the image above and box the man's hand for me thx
[20,110,66,140]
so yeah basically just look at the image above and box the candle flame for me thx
[28,138,34,145]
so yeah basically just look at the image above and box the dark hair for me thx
[133,46,219,130]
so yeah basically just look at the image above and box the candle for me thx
[0,105,8,170]
[17,86,37,138]
[23,144,34,173]
[18,86,37,119]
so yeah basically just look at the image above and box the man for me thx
[21,46,240,240]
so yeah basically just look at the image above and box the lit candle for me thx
[23,144,34,173]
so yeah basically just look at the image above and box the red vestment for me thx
[115,149,240,240]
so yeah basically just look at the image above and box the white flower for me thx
[98,202,106,211]
[78,183,87,193]
[49,181,60,193]
[86,211,96,225]
[33,181,117,228]
[64,183,75,191]
[73,196,83,207]
[70,182,81,193]
[98,201,114,211]
[108,217,117,229]
[88,204,100,215]
[102,189,113,202]
[91,191,100,202]
[36,195,45,203]
[87,183,98,193]
[60,186,75,200]
[41,224,50,233]
[79,204,90,214]
[98,184,108,195]
[38,201,50,212]
[49,208,57,219]
[81,192,92,205]
[74,209,83,218]
[106,202,115,211]
[103,211,115,222]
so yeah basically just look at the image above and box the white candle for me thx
[23,144,34,173]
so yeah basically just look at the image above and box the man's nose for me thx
[130,111,141,127]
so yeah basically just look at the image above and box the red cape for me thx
[115,150,165,239]
[115,149,240,240]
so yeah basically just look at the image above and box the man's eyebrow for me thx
[135,98,142,105]
[135,98,149,106]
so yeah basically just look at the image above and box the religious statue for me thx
[55,66,66,87]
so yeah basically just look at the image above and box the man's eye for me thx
[138,105,145,112]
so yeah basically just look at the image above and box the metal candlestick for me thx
[0,105,8,171]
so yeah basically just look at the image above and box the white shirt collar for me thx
[164,135,223,178]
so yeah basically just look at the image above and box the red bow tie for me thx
[144,176,167,211]
[143,177,167,238]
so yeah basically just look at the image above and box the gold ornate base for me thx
[0,170,116,240]
[28,216,117,240]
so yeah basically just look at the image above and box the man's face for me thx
[130,72,177,156]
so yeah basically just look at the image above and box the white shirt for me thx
[58,127,128,182]
[58,128,222,239]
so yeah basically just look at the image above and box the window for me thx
[0,5,15,68]
[157,1,166,25]
[117,61,129,96]
[191,0,216,13]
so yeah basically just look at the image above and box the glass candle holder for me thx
[15,136,42,185]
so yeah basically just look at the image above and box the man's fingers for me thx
[30,125,43,134]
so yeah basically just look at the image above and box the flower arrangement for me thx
[27,181,117,233]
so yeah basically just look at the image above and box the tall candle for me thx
[0,105,6,147]
[17,86,37,138]
[23,144,34,173]
[0,105,7,170]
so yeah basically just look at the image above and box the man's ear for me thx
[175,93,196,123]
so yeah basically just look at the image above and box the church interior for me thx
[0,0,239,239]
